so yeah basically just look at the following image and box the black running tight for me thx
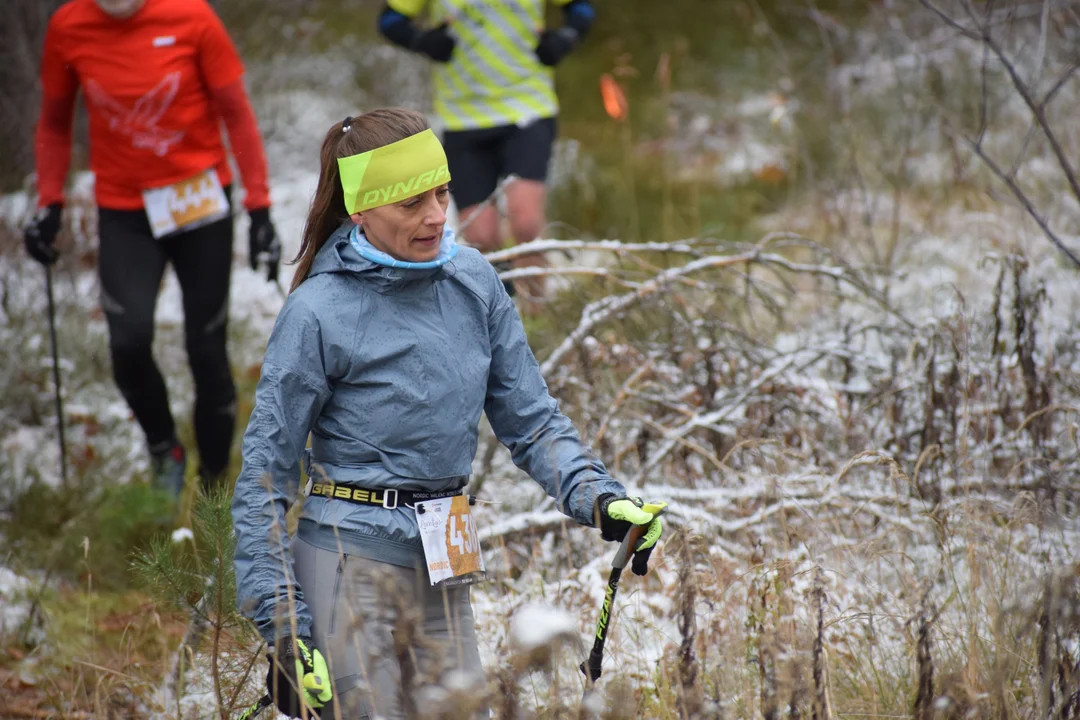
[97,191,236,477]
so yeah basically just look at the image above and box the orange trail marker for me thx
[600,73,628,122]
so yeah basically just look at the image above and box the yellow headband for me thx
[337,129,451,214]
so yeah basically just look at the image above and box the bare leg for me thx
[457,203,501,253]
[505,179,548,314]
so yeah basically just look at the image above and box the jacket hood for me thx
[308,222,459,286]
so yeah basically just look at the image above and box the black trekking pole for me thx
[44,265,69,485]
[235,694,272,720]
[580,502,667,691]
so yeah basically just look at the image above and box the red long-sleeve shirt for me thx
[36,0,270,211]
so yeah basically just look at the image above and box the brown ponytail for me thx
[290,107,431,292]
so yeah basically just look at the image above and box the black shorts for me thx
[442,116,557,209]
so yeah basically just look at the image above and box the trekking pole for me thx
[44,265,69,486]
[580,502,667,690]
[235,694,272,720]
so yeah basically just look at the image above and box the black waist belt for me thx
[305,481,463,510]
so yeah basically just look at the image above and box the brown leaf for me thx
[753,164,788,185]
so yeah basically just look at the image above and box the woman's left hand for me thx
[597,495,666,575]
[266,636,332,717]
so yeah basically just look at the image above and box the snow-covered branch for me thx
[484,238,705,264]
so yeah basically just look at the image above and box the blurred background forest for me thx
[1,1,1079,718]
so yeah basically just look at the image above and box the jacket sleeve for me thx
[232,298,332,645]
[196,0,246,90]
[377,2,422,50]
[483,267,625,526]
[209,80,271,210]
[36,15,78,208]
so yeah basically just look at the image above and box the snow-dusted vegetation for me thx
[2,1,1079,718]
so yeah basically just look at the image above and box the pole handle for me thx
[610,502,666,570]
[611,524,646,570]
[235,695,272,720]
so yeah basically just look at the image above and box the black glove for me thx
[412,22,455,63]
[248,208,281,282]
[24,204,63,266]
[266,636,333,718]
[535,27,578,67]
[597,494,666,576]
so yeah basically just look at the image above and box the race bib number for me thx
[142,168,229,239]
[415,495,486,587]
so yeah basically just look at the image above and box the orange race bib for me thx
[416,495,486,587]
[142,168,229,239]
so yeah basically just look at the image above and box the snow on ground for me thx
[2,15,1080,714]
[509,603,578,651]
[150,656,281,720]
[1,427,61,493]
[462,150,1080,704]
[0,566,34,640]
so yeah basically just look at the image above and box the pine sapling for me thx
[133,488,262,720]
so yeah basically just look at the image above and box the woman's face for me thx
[94,0,146,18]
[355,184,451,263]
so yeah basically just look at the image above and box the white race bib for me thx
[142,168,229,239]
[415,495,486,587]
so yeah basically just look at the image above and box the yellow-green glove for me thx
[267,636,333,717]
[597,494,665,575]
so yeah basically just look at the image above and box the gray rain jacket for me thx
[232,223,625,643]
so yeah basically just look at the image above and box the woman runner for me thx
[24,0,279,494]
[231,107,665,718]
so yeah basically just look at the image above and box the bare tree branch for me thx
[1026,0,1052,90]
[1004,41,1077,178]
[631,352,818,485]
[538,250,762,376]
[1008,120,1041,178]
[959,131,1080,268]
[485,238,703,264]
[923,0,1080,269]
[1039,62,1079,109]
[920,0,982,41]
[976,38,991,145]
[496,265,641,289]
[980,30,1080,207]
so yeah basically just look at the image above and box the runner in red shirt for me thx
[23,0,279,496]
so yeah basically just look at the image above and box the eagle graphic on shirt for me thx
[84,72,186,157]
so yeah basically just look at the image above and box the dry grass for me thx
[2,1,1080,717]
[2,190,1078,720]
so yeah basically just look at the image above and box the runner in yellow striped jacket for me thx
[377,0,595,298]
